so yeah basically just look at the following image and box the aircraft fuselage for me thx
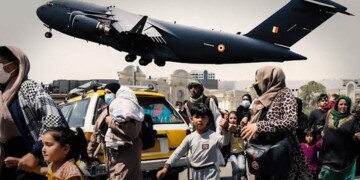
[37,0,312,65]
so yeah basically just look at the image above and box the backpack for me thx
[141,114,157,150]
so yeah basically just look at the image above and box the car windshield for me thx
[60,98,90,127]
[137,96,184,124]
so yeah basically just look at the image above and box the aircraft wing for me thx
[110,8,169,43]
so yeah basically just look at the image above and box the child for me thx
[5,127,88,180]
[300,128,322,180]
[228,111,246,180]
[156,103,230,180]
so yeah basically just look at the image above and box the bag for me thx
[141,114,157,150]
[245,138,293,177]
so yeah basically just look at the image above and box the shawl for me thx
[330,95,352,128]
[249,66,286,123]
[109,86,144,122]
[0,46,30,174]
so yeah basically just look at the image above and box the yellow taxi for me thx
[59,82,189,178]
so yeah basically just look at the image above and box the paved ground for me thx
[179,163,232,180]
[179,163,360,180]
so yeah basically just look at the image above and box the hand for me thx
[219,118,228,129]
[241,117,249,127]
[4,156,20,168]
[17,153,39,172]
[105,116,112,124]
[241,123,257,141]
[355,132,360,140]
[156,168,168,179]
[228,124,237,133]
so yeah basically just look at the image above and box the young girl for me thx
[228,111,246,180]
[300,128,322,180]
[156,103,230,179]
[5,127,88,180]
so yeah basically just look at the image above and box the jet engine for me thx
[71,15,110,35]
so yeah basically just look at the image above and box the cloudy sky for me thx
[1,0,359,84]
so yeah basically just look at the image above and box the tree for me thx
[299,81,326,114]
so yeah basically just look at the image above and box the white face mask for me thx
[241,100,250,108]
[0,62,14,84]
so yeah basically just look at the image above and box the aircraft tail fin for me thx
[244,0,352,47]
[130,16,148,33]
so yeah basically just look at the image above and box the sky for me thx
[1,0,360,84]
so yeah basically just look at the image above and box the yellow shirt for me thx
[230,133,245,153]
[47,159,83,180]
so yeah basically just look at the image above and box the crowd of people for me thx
[1,46,359,180]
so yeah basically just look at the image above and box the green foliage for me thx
[299,81,326,114]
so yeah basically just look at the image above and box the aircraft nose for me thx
[36,5,46,21]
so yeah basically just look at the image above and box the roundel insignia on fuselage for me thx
[217,44,225,53]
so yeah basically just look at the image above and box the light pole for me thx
[133,66,138,85]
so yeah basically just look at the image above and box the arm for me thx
[32,166,48,175]
[208,98,222,134]
[165,135,190,167]
[108,118,142,140]
[87,109,107,157]
[4,157,47,175]
[218,130,231,147]
[157,135,190,179]
[352,118,360,141]
[18,80,68,171]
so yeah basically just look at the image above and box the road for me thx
[179,162,360,180]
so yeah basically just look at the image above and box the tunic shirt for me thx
[166,129,230,168]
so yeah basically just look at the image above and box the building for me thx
[190,70,218,89]
[48,66,359,111]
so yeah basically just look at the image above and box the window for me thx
[138,96,183,124]
[60,99,90,127]
[93,97,106,125]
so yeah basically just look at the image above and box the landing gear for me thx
[43,24,53,38]
[154,59,166,67]
[45,31,52,38]
[125,54,137,62]
[139,58,152,66]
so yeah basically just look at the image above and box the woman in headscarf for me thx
[319,95,360,180]
[104,85,144,180]
[240,66,312,179]
[236,93,252,126]
[87,82,120,159]
[0,46,68,179]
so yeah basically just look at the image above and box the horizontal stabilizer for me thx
[245,0,352,47]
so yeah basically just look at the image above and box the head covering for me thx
[187,81,204,92]
[109,86,144,122]
[0,46,30,105]
[242,93,252,103]
[0,46,30,174]
[330,95,352,128]
[104,82,120,94]
[249,66,286,123]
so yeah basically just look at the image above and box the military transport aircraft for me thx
[37,0,352,67]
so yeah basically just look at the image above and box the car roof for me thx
[62,88,165,104]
